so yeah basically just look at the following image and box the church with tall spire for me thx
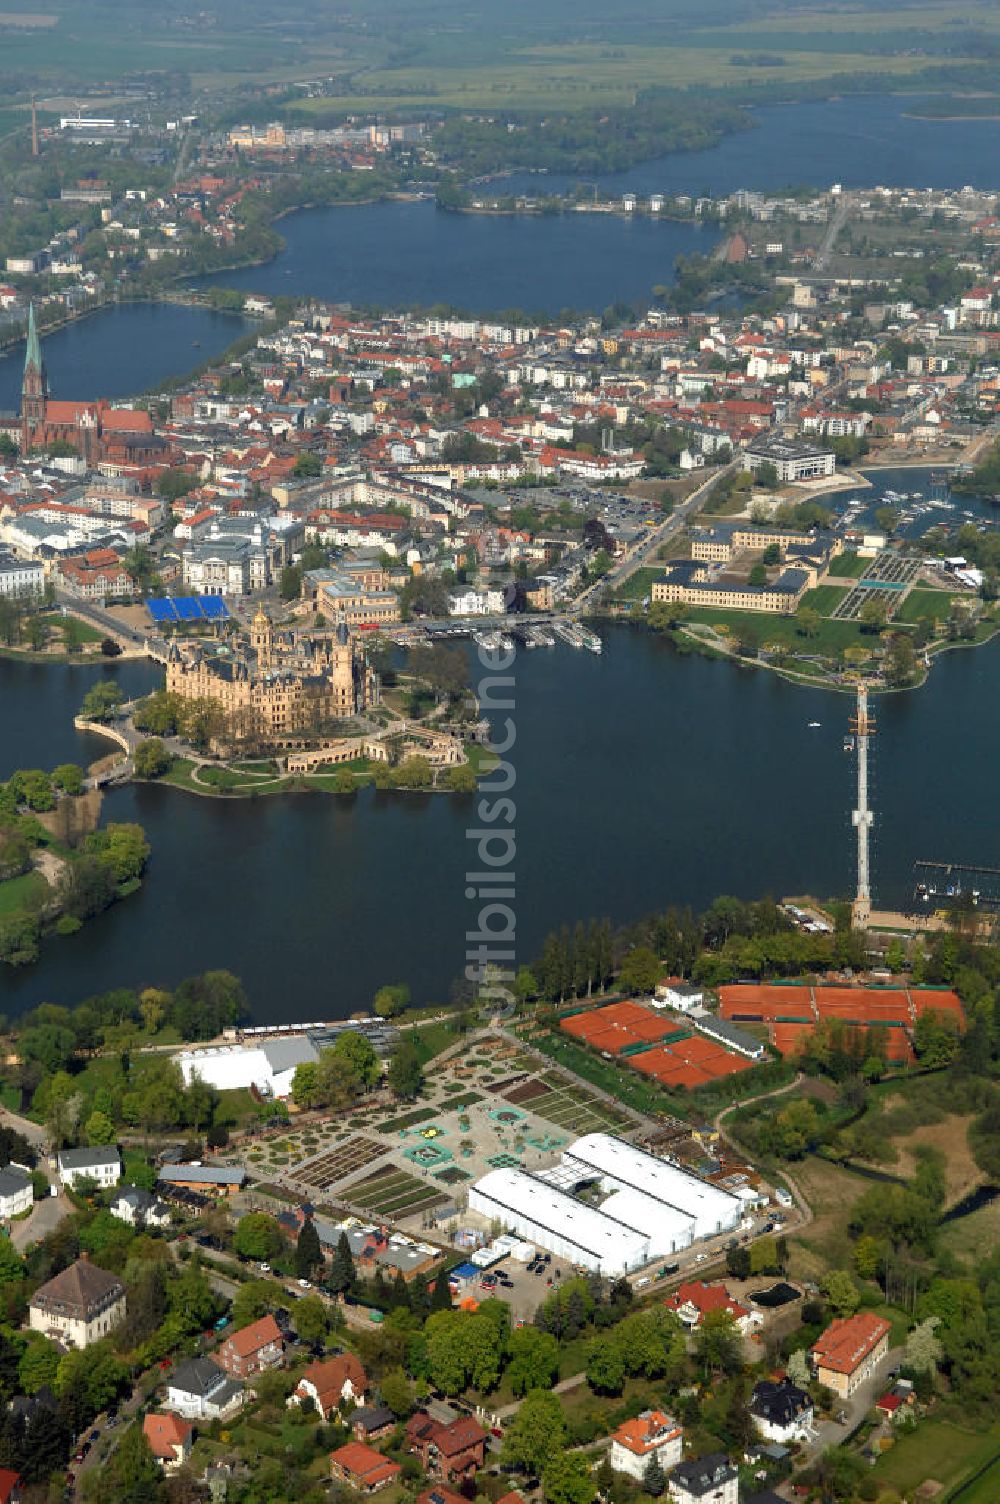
[19,303,48,452]
[16,303,165,467]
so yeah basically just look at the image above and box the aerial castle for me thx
[165,605,379,747]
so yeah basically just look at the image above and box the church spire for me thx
[20,301,48,450]
[24,302,44,382]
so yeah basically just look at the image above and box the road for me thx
[813,191,853,273]
[571,462,737,612]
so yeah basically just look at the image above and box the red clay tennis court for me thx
[719,984,814,1020]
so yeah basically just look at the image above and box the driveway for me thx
[11,1192,72,1251]
[805,1345,903,1455]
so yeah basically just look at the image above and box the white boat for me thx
[807,721,821,728]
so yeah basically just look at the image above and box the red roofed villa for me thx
[811,1313,891,1398]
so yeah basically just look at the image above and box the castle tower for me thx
[20,302,48,452]
[250,603,274,671]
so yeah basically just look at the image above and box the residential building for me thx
[29,1256,126,1349]
[109,1186,171,1229]
[329,1442,401,1494]
[667,1453,739,1504]
[57,1146,121,1191]
[811,1312,891,1398]
[0,551,43,599]
[0,1469,20,1504]
[0,1166,33,1220]
[609,1410,684,1480]
[289,1354,368,1420]
[143,1413,193,1472]
[165,1357,244,1420]
[351,1405,395,1443]
[217,1314,284,1379]
[749,1378,814,1443]
[405,1411,488,1481]
[663,1282,760,1336]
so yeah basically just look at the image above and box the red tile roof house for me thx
[811,1313,891,1399]
[216,1314,284,1379]
[0,1471,19,1504]
[405,1411,488,1481]
[288,1354,368,1421]
[143,1413,193,1472]
[609,1410,683,1481]
[329,1441,401,1493]
[664,1282,761,1336]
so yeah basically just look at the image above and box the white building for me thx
[610,1410,683,1480]
[165,1357,244,1420]
[0,1164,33,1219]
[560,1133,742,1243]
[57,1146,121,1191]
[175,1038,320,1100]
[468,1132,741,1274]
[668,1454,739,1504]
[110,1186,172,1229]
[744,438,835,483]
[29,1256,126,1348]
[467,1168,650,1275]
[749,1378,814,1444]
[0,550,44,598]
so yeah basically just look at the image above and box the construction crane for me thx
[850,680,875,928]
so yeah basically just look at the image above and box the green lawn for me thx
[896,587,962,624]
[799,583,850,615]
[0,869,49,916]
[37,612,105,644]
[827,552,867,578]
[873,1417,1000,1498]
[682,605,870,656]
[464,743,500,776]
[613,567,663,602]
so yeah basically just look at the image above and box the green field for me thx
[873,1417,1000,1499]
[827,552,868,579]
[896,587,962,624]
[0,869,49,916]
[683,605,870,656]
[799,583,850,615]
[614,568,663,602]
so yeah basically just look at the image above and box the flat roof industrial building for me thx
[467,1132,741,1275]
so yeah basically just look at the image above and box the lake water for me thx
[194,202,721,315]
[489,93,1000,199]
[2,618,998,1021]
[0,303,248,411]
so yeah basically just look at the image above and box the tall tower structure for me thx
[20,302,48,452]
[850,680,875,928]
[250,603,274,672]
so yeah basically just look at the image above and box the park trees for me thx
[387,1041,423,1100]
[133,739,172,779]
[617,946,659,996]
[79,682,124,722]
[295,1218,323,1281]
[821,1269,860,1318]
[502,1390,567,1474]
[506,1326,559,1397]
[233,1213,284,1264]
[425,1310,505,1394]
[374,984,410,1018]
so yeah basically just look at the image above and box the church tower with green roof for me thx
[21,301,48,450]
